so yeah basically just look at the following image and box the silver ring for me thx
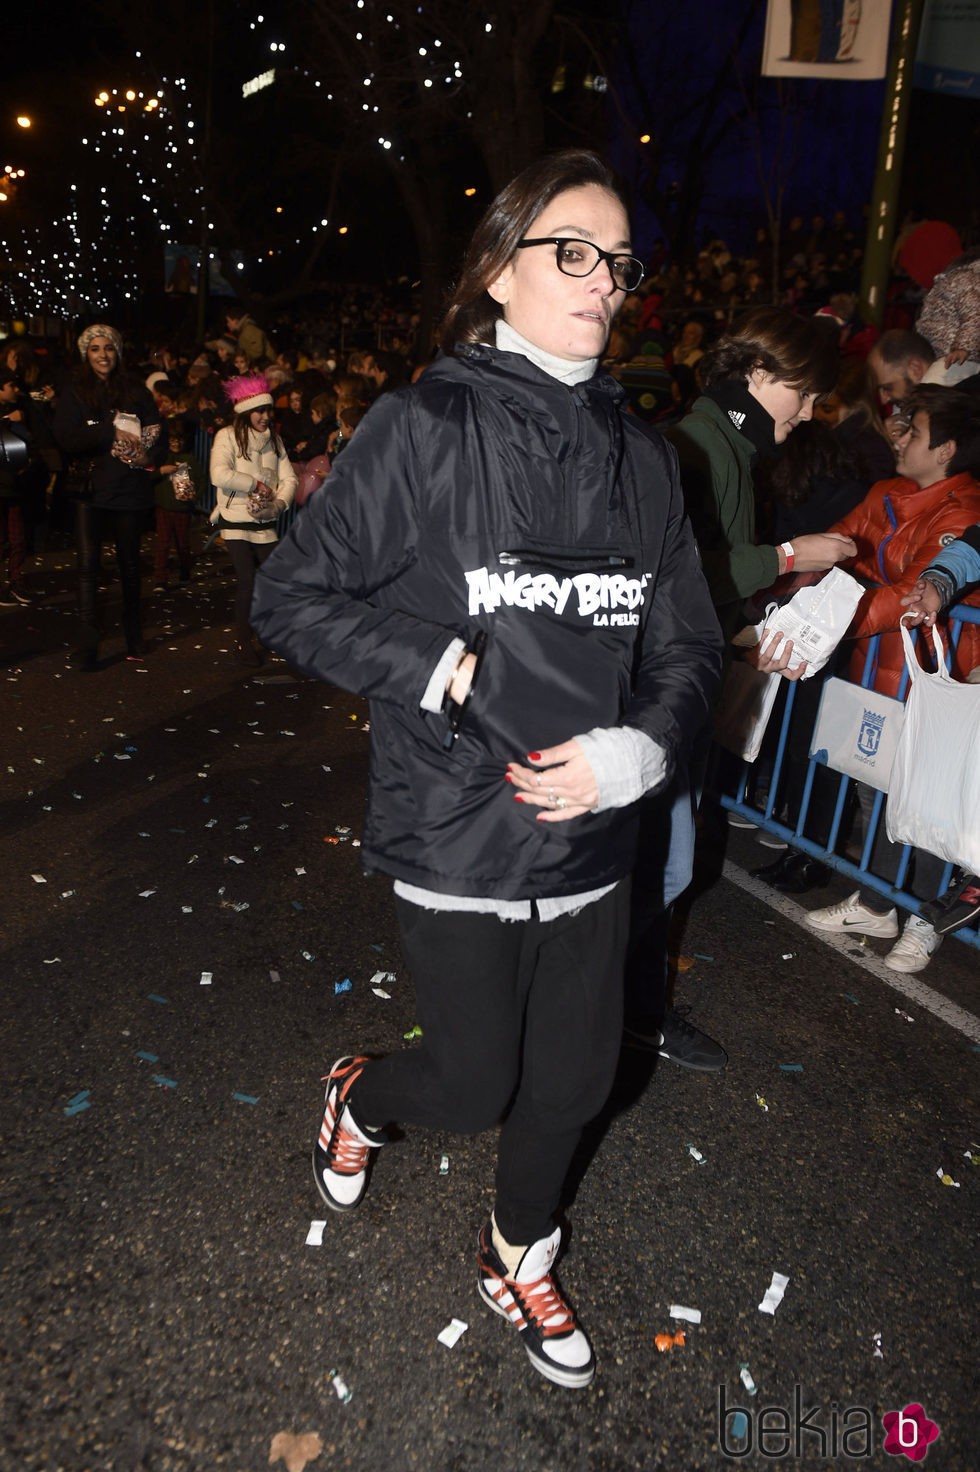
[548,787,557,806]
[555,796,569,810]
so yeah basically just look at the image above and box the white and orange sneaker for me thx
[477,1219,595,1388]
[312,1056,385,1212]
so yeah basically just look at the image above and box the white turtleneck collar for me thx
[494,318,599,386]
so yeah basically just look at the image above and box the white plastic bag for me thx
[886,620,980,870]
[760,567,865,678]
[713,648,782,763]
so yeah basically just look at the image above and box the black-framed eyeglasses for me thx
[516,237,645,293]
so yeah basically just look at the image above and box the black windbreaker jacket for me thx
[251,344,722,900]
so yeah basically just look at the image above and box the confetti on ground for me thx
[295,866,306,875]
[654,1330,686,1352]
[671,954,695,972]
[268,1430,324,1472]
[152,1075,178,1090]
[306,1221,326,1247]
[730,1412,749,1440]
[200,971,213,986]
[301,951,315,961]
[323,836,340,845]
[147,993,169,1005]
[369,970,396,987]
[686,1144,706,1165]
[270,970,281,983]
[758,1271,789,1315]
[31,874,46,884]
[872,1332,883,1359]
[437,1318,468,1348]
[669,1305,701,1324]
[232,1092,259,1105]
[693,953,714,962]
[739,1363,758,1396]
[136,1051,159,1063]
[228,855,244,865]
[64,1090,91,1116]
[842,992,862,1004]
[895,1009,915,1023]
[372,986,392,1000]
[335,978,352,995]
[291,901,304,911]
[327,1369,352,1404]
[439,1154,450,1175]
[43,958,61,965]
[403,1023,423,1040]
[779,1063,803,1073]
[139,889,157,899]
[182,905,193,914]
[755,1094,770,1111]
[936,1168,960,1188]
[781,952,795,960]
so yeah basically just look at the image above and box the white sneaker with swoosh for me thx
[806,891,899,938]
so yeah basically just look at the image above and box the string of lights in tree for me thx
[243,5,489,261]
[6,60,204,319]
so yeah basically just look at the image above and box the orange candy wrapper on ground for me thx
[654,1329,686,1352]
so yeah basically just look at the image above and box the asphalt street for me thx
[2,540,977,1472]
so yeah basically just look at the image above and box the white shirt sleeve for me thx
[573,726,670,810]
[420,637,466,713]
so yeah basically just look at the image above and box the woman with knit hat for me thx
[210,374,296,665]
[53,324,161,667]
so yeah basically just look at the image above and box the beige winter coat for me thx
[209,424,297,543]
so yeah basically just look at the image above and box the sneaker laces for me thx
[514,1274,576,1339]
[320,1066,370,1177]
[325,1118,370,1177]
[665,1006,700,1041]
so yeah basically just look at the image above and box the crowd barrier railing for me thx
[718,604,980,952]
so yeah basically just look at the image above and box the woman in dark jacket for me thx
[53,325,160,665]
[252,150,722,1389]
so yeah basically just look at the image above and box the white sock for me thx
[491,1211,527,1276]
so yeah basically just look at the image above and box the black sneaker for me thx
[477,1220,595,1388]
[920,874,980,936]
[312,1055,385,1212]
[624,1007,728,1071]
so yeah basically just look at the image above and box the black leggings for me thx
[224,538,274,636]
[75,502,146,652]
[351,884,631,1245]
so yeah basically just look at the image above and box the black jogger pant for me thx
[351,883,631,1246]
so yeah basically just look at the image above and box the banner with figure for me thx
[914,0,980,97]
[762,0,893,79]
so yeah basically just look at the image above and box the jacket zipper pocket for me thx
[498,548,634,573]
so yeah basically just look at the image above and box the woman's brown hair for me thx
[439,150,630,354]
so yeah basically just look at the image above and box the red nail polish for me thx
[513,793,524,803]
[504,772,513,783]
[527,751,541,762]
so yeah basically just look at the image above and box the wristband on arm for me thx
[780,541,795,574]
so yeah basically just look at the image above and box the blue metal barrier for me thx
[719,604,980,951]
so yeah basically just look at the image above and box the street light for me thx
[16,116,31,129]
